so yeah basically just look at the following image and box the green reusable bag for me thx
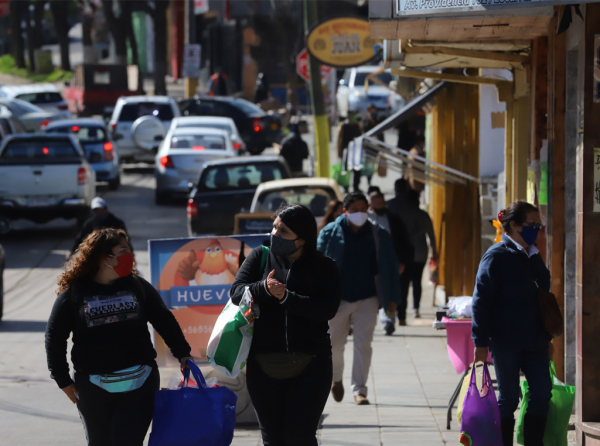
[516,360,575,446]
[330,162,350,188]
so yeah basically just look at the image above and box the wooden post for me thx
[547,11,566,383]
[576,2,600,433]
[513,96,531,201]
[498,84,514,204]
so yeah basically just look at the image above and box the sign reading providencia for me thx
[307,17,380,68]
[397,0,586,17]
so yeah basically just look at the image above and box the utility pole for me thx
[184,0,197,98]
[303,0,330,178]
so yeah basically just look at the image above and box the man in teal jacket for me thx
[317,192,401,406]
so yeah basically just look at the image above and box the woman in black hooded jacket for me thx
[230,204,342,446]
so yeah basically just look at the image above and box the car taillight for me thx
[77,167,87,186]
[233,142,242,150]
[252,118,263,132]
[104,142,114,161]
[57,105,68,110]
[187,199,198,218]
[40,119,50,129]
[160,156,174,168]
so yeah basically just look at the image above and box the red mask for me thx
[107,252,134,278]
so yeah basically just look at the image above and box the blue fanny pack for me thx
[89,365,153,393]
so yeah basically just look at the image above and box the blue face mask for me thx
[520,225,540,246]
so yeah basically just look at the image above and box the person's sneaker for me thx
[331,381,344,402]
[398,319,407,326]
[413,309,421,319]
[354,394,370,405]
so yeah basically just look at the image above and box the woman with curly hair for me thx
[45,228,192,446]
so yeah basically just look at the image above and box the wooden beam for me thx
[547,10,566,383]
[401,45,530,65]
[390,68,513,87]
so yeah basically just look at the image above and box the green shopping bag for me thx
[516,360,575,446]
[330,162,350,188]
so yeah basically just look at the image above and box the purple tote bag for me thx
[459,363,503,446]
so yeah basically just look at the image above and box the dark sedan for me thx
[178,97,284,155]
[187,156,291,236]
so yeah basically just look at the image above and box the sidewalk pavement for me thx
[230,281,467,446]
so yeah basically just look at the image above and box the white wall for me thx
[479,69,512,178]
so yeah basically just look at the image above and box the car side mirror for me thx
[0,217,10,235]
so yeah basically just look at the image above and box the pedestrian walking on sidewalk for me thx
[279,120,309,176]
[399,189,437,321]
[318,193,401,405]
[317,199,343,234]
[67,197,129,261]
[472,201,553,446]
[230,204,342,446]
[45,228,192,446]
[336,110,363,192]
[368,191,413,335]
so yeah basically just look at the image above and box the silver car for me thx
[0,83,72,120]
[167,116,246,153]
[154,127,235,204]
[0,98,59,132]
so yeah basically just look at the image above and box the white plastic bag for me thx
[447,296,473,318]
[206,287,258,378]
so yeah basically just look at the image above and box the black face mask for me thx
[270,234,300,257]
[373,208,387,216]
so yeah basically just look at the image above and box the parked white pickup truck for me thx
[0,134,96,227]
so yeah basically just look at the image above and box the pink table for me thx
[442,316,493,374]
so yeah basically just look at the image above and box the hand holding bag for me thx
[149,360,237,446]
[459,362,503,446]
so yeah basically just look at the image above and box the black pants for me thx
[75,367,160,446]
[246,353,332,446]
[398,262,426,320]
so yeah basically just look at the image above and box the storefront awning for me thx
[364,82,447,138]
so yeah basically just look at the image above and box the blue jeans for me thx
[490,344,552,419]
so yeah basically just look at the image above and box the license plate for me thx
[27,198,51,207]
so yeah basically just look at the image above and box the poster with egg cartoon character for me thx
[149,234,269,365]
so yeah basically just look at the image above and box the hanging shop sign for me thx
[396,0,590,17]
[307,18,380,68]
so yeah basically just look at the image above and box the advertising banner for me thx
[149,234,269,365]
[307,18,379,68]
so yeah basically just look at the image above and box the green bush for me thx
[0,55,72,83]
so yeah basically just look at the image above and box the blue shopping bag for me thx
[149,360,238,446]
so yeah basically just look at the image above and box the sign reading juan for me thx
[306,18,378,68]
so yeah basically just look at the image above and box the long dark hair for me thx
[318,199,342,233]
[276,204,317,258]
[498,201,539,232]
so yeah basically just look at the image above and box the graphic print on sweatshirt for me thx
[83,291,140,327]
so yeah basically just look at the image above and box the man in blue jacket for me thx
[318,192,401,406]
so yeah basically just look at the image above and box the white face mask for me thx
[346,212,368,227]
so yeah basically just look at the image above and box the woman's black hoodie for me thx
[230,246,342,357]
[45,275,191,389]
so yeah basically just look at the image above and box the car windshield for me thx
[200,162,284,191]
[47,125,107,143]
[4,99,43,116]
[118,102,174,122]
[1,139,78,160]
[177,123,233,136]
[255,187,336,216]
[231,99,264,115]
[171,134,227,150]
[16,92,63,104]
[354,71,393,87]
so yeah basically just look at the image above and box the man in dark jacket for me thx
[336,110,363,160]
[368,191,414,334]
[279,120,309,175]
[67,197,129,259]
